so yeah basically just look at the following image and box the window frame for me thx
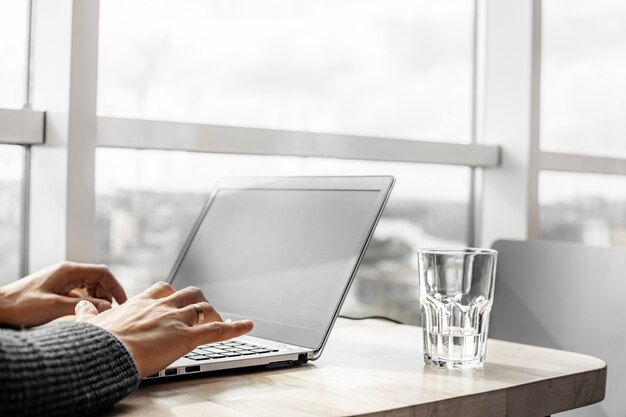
[96,117,499,167]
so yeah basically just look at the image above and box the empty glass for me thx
[418,248,497,369]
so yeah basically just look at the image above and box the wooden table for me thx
[110,318,606,417]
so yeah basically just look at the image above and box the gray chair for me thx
[490,239,626,417]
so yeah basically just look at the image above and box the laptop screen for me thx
[169,177,393,349]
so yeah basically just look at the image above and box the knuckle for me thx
[187,286,202,295]
[155,281,173,290]
[57,261,74,271]
[183,286,207,302]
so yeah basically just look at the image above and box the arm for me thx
[0,259,253,415]
[0,321,139,417]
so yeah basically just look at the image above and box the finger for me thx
[192,320,254,345]
[94,285,113,303]
[56,295,112,315]
[75,300,100,322]
[68,287,110,305]
[138,281,176,300]
[67,288,87,298]
[74,279,113,303]
[180,302,222,326]
[55,262,128,305]
[61,288,111,311]
[86,297,113,312]
[163,286,208,308]
[79,264,127,304]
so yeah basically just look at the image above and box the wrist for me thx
[0,283,22,326]
[0,286,11,324]
[82,320,142,377]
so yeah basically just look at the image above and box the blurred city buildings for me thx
[1,175,626,322]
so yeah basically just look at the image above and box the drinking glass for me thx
[418,248,497,369]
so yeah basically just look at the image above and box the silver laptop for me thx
[147,176,394,379]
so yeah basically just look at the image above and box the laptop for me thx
[147,176,394,379]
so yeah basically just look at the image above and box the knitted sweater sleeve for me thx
[0,321,140,417]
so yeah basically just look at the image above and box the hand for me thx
[75,281,254,377]
[0,262,127,327]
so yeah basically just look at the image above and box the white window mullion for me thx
[478,0,541,247]
[28,0,99,272]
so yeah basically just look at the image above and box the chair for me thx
[489,239,626,417]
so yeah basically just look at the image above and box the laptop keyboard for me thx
[184,340,280,361]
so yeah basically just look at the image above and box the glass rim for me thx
[417,247,497,255]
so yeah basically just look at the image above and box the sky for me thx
[541,0,626,158]
[0,0,28,109]
[0,146,23,182]
[97,0,473,143]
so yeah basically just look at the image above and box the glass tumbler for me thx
[418,248,497,369]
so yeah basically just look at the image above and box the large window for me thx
[538,0,626,248]
[0,1,28,284]
[98,0,474,142]
[541,0,626,158]
[96,148,470,323]
[0,0,29,108]
[539,171,626,247]
[95,0,476,324]
[0,145,24,284]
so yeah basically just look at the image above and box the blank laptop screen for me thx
[171,186,383,349]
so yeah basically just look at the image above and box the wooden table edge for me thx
[352,364,607,417]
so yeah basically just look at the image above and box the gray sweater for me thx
[0,321,140,416]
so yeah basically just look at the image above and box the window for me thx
[539,0,626,252]
[539,171,626,247]
[0,145,24,284]
[0,0,29,108]
[96,1,477,324]
[96,148,470,323]
[98,0,474,142]
[541,0,626,157]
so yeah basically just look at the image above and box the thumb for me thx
[75,299,99,322]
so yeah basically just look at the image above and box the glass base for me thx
[423,353,484,369]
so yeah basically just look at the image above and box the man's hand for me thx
[75,281,253,377]
[0,262,127,327]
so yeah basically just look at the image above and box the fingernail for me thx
[76,300,89,310]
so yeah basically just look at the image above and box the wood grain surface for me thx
[107,318,606,417]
